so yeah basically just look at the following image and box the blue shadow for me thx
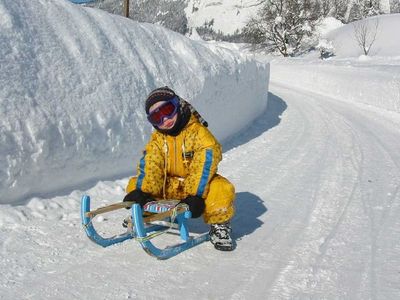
[187,192,267,241]
[223,92,287,151]
[231,192,267,239]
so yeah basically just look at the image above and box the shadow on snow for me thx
[188,191,267,241]
[232,192,268,240]
[223,92,288,152]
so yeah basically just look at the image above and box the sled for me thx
[80,195,209,259]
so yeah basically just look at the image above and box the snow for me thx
[1,2,400,299]
[185,0,263,35]
[0,0,269,205]
[315,16,344,37]
[325,14,400,58]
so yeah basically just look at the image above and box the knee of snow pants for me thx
[126,176,137,194]
[125,174,235,224]
[203,175,235,224]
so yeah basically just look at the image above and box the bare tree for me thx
[353,18,379,55]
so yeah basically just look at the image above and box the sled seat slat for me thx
[85,201,133,218]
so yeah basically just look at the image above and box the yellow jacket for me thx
[134,115,222,199]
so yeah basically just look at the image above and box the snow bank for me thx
[0,0,269,204]
[271,60,400,113]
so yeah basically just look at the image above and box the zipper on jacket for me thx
[174,137,177,175]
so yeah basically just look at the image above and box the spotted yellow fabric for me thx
[126,115,235,224]
[126,174,235,224]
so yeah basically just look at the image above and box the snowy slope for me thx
[87,0,263,35]
[1,5,400,300]
[185,0,263,34]
[325,14,400,58]
[0,0,269,205]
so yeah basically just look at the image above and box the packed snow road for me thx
[222,82,400,299]
[1,83,399,299]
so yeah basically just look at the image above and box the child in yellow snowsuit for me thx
[124,87,235,251]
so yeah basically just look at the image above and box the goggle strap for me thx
[181,99,208,128]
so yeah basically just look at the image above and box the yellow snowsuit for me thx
[126,115,235,224]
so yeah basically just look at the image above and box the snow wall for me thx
[0,0,270,205]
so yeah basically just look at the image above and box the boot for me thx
[209,222,234,251]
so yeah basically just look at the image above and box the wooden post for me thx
[124,0,129,18]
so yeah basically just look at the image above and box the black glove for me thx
[181,195,205,218]
[123,189,154,209]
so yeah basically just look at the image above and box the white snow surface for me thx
[0,0,269,205]
[325,14,400,58]
[1,5,400,300]
[185,0,263,35]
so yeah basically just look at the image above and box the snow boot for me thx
[209,222,234,251]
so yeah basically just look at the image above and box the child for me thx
[123,87,235,251]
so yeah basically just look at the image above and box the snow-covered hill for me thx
[84,0,263,35]
[185,0,263,34]
[325,13,400,58]
[0,0,269,205]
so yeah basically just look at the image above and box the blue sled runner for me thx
[80,195,209,259]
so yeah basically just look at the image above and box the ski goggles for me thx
[147,97,180,126]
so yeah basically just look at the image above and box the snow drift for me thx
[0,0,269,205]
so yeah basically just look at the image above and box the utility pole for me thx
[124,0,129,18]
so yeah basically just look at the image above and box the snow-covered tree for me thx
[379,0,391,13]
[316,0,348,20]
[390,0,400,12]
[243,0,320,56]
[86,0,188,34]
[345,0,383,22]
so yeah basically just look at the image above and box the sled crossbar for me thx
[85,202,187,223]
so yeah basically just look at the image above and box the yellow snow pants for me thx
[126,174,235,224]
